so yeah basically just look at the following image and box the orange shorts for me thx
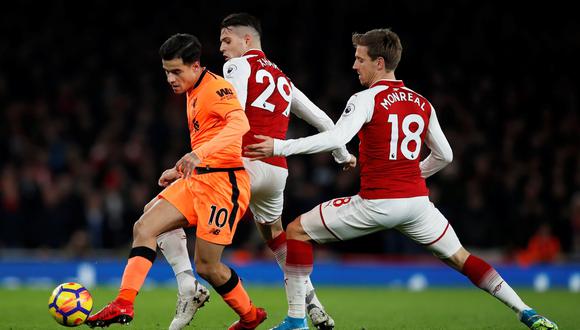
[159,168,250,245]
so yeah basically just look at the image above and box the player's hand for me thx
[342,154,357,171]
[158,167,182,187]
[245,135,274,160]
[176,152,201,178]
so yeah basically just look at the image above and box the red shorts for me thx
[159,168,250,245]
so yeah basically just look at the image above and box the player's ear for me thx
[190,61,201,70]
[376,57,385,71]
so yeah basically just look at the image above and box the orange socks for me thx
[214,267,256,322]
[118,247,157,303]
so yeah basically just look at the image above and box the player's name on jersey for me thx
[257,58,279,69]
[380,90,427,112]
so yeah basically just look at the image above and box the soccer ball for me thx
[48,282,93,327]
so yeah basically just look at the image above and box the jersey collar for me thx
[187,68,209,97]
[193,68,208,89]
[370,79,404,88]
[243,49,265,57]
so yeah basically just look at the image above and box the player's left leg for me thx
[190,169,266,330]
[87,198,189,328]
[247,158,334,329]
[270,216,312,330]
[256,219,334,329]
[193,237,267,330]
[272,195,376,330]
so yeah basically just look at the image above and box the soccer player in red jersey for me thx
[158,13,352,330]
[247,28,558,330]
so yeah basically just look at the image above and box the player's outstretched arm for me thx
[342,154,357,171]
[246,96,368,160]
[244,135,357,170]
[419,107,453,178]
[268,93,371,158]
[244,134,274,160]
[290,86,352,164]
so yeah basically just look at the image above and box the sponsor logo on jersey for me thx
[343,103,355,116]
[216,87,234,97]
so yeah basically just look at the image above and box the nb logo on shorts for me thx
[211,229,221,235]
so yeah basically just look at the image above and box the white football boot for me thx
[306,289,335,330]
[168,281,210,330]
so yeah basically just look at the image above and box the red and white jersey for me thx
[224,49,350,169]
[274,79,453,199]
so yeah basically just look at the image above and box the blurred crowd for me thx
[1,1,578,262]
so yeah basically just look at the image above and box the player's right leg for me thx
[443,247,558,329]
[86,197,189,328]
[400,197,558,329]
[194,237,267,330]
[147,193,209,330]
[157,228,209,330]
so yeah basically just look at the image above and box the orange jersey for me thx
[186,69,247,168]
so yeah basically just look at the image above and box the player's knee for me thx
[194,261,218,281]
[257,218,284,241]
[286,217,306,241]
[132,216,154,241]
[132,219,143,240]
[269,218,284,236]
[446,247,470,271]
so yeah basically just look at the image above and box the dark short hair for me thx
[159,33,202,64]
[352,28,402,72]
[221,13,262,37]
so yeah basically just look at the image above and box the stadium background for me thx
[1,0,579,291]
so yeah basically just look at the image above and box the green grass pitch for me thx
[1,286,578,329]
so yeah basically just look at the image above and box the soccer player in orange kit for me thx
[86,33,266,330]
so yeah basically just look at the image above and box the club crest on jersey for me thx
[343,103,355,116]
[225,64,237,77]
